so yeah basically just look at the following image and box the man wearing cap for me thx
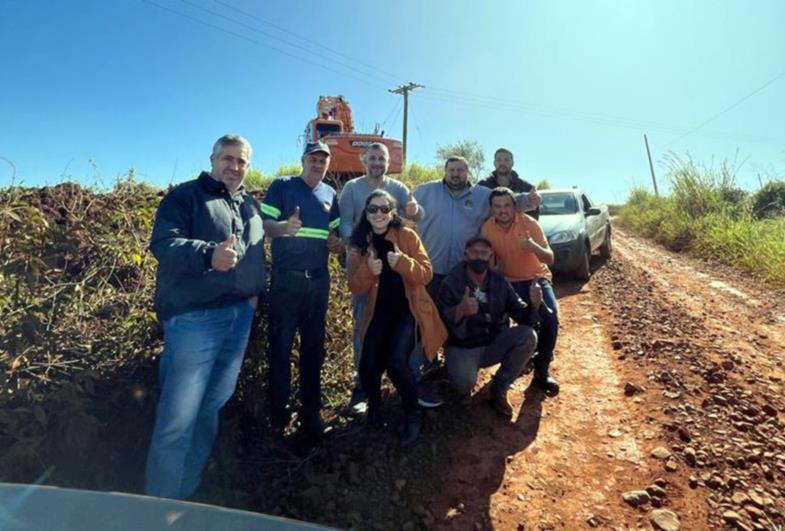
[146,134,265,499]
[477,148,541,219]
[436,236,539,417]
[482,187,560,394]
[261,140,342,441]
[338,142,426,413]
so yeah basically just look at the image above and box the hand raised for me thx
[212,234,238,272]
[519,230,537,252]
[529,281,543,309]
[327,231,342,254]
[367,249,383,276]
[405,193,419,218]
[528,188,542,208]
[286,206,302,236]
[387,243,402,269]
[458,286,479,317]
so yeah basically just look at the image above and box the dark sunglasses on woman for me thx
[366,205,392,214]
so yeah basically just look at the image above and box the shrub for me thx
[618,158,785,286]
[752,179,785,219]
[400,162,442,189]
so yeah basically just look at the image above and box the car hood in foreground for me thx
[538,213,584,237]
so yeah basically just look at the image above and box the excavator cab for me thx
[302,95,404,191]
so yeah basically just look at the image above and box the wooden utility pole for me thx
[644,134,659,197]
[389,82,423,170]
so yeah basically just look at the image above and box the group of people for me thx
[145,134,561,500]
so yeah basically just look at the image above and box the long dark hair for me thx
[349,189,403,254]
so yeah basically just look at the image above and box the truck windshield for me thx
[540,193,579,215]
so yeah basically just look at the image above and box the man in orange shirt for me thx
[481,187,560,394]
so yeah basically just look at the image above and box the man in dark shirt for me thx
[477,148,541,219]
[146,134,265,499]
[437,236,539,417]
[261,141,342,441]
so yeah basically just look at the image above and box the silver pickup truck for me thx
[537,188,612,280]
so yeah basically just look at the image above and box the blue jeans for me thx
[268,268,330,428]
[145,300,254,499]
[511,278,559,368]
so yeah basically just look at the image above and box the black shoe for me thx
[417,384,444,408]
[534,371,560,395]
[401,410,422,448]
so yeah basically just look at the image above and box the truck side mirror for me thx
[586,207,601,216]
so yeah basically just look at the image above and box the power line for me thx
[663,67,785,149]
[426,84,783,145]
[389,83,424,168]
[212,0,402,82]
[419,90,781,145]
[409,105,426,147]
[177,0,394,85]
[380,98,401,128]
[141,0,388,89]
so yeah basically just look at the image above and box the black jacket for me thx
[150,172,266,321]
[437,261,537,348]
[477,170,539,219]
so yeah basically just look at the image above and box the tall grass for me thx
[618,155,785,286]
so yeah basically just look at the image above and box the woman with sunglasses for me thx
[348,190,446,446]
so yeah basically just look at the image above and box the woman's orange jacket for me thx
[348,226,447,361]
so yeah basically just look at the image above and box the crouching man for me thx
[146,134,265,499]
[436,236,539,417]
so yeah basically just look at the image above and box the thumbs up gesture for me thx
[286,206,302,236]
[528,187,542,208]
[212,234,238,272]
[367,248,383,276]
[457,285,479,318]
[387,243,402,269]
[405,193,419,218]
[529,281,543,310]
[519,230,537,252]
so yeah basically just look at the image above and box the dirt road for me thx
[246,228,785,530]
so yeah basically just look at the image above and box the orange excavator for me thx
[304,95,403,189]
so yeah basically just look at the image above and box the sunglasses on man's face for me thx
[366,205,392,214]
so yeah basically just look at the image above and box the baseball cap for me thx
[303,141,331,157]
[464,235,493,249]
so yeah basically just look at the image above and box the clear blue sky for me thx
[1,0,784,203]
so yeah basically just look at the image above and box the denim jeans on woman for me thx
[145,300,254,499]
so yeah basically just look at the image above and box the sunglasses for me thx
[366,205,392,214]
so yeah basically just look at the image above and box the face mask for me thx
[467,258,489,274]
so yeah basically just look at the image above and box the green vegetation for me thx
[0,176,354,498]
[400,161,442,189]
[618,154,785,286]
[435,138,486,180]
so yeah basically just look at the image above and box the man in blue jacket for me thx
[146,134,265,500]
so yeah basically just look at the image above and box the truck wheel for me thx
[599,225,612,258]
[574,241,591,281]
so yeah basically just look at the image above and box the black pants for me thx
[360,309,417,414]
[268,269,329,428]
